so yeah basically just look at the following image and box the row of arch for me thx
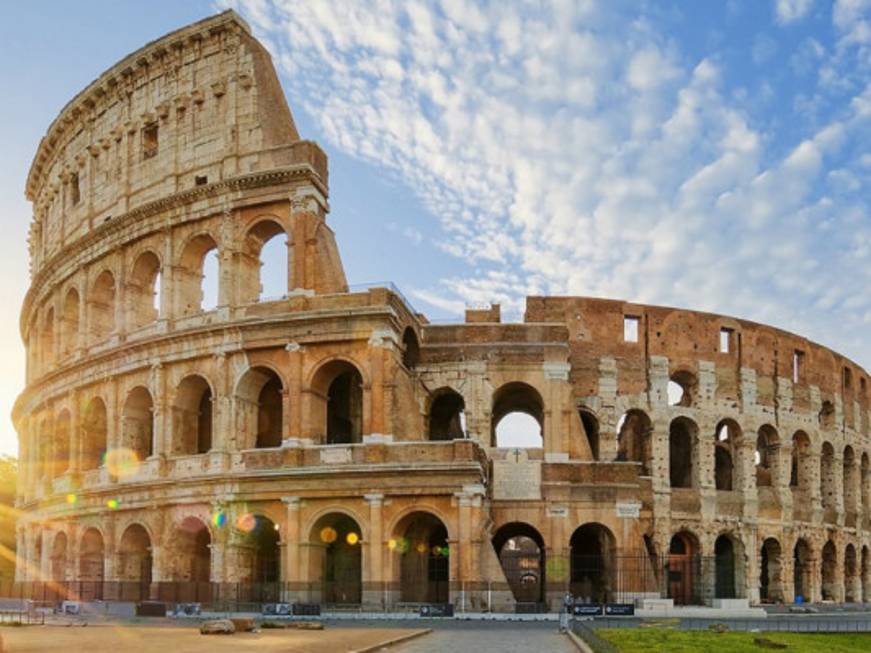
[29,218,291,373]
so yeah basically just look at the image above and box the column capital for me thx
[364,493,384,506]
[282,496,301,508]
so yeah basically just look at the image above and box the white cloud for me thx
[775,0,814,24]
[226,0,871,368]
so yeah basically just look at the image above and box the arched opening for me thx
[166,517,212,603]
[122,386,154,462]
[401,328,420,369]
[79,528,104,600]
[241,220,289,303]
[821,442,837,519]
[238,514,280,602]
[844,446,858,519]
[177,234,219,316]
[668,370,696,407]
[580,410,600,461]
[791,431,812,490]
[755,425,780,487]
[492,382,544,448]
[669,417,697,488]
[714,534,737,599]
[52,410,71,479]
[310,513,362,605]
[715,420,741,491]
[172,375,213,455]
[759,538,783,603]
[845,543,859,603]
[862,453,870,518]
[61,288,80,356]
[118,524,152,601]
[50,532,68,582]
[323,363,364,445]
[862,545,870,603]
[428,389,465,441]
[570,523,616,603]
[235,367,284,449]
[616,410,652,474]
[128,251,161,329]
[90,270,116,342]
[793,538,813,603]
[81,397,107,471]
[492,523,546,606]
[821,540,837,601]
[41,308,55,367]
[394,512,450,604]
[668,531,701,605]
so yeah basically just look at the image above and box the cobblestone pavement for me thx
[395,622,576,652]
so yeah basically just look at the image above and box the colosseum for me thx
[12,10,871,613]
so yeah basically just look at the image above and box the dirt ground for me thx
[0,624,427,653]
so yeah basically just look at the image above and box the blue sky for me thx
[0,1,869,456]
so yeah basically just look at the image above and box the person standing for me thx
[559,591,573,632]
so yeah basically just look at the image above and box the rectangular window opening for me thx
[195,175,208,186]
[623,316,639,343]
[142,123,158,159]
[70,172,80,206]
[793,350,804,384]
[719,328,733,353]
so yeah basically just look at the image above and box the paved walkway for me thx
[396,622,575,652]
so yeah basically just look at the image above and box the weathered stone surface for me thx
[200,619,235,635]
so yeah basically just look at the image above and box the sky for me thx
[0,1,870,456]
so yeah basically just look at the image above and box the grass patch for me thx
[598,629,871,653]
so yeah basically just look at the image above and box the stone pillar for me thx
[544,361,571,462]
[282,497,301,602]
[597,357,618,461]
[364,494,384,608]
[367,330,392,437]
[285,343,303,439]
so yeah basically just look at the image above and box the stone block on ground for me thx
[200,619,235,635]
[229,617,255,632]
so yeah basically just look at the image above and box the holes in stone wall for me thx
[142,123,158,159]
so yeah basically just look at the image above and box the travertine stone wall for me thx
[14,10,871,610]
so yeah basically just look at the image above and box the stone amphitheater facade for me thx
[13,10,871,611]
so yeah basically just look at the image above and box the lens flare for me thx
[105,448,139,479]
[106,498,120,509]
[65,494,77,505]
[320,527,337,543]
[416,542,427,554]
[388,538,397,550]
[212,511,227,528]
[346,532,359,545]
[236,512,257,533]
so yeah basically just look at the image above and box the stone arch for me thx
[401,327,420,369]
[308,511,363,605]
[310,358,365,444]
[50,531,68,581]
[713,532,744,599]
[121,386,154,462]
[163,516,212,603]
[715,419,741,491]
[491,381,544,448]
[90,269,116,342]
[236,513,281,589]
[579,409,600,461]
[234,366,285,449]
[61,287,80,356]
[128,250,161,329]
[791,431,812,491]
[391,511,450,604]
[492,522,546,605]
[862,545,870,603]
[793,537,814,603]
[821,539,838,601]
[669,417,698,488]
[845,542,859,602]
[41,306,55,368]
[861,453,870,517]
[81,396,108,471]
[240,218,290,303]
[79,527,105,600]
[755,424,780,488]
[819,400,836,431]
[117,523,152,600]
[569,522,617,603]
[668,530,701,605]
[844,446,859,518]
[616,409,652,474]
[176,233,219,316]
[427,388,466,441]
[759,537,784,603]
[172,375,213,455]
[668,369,697,407]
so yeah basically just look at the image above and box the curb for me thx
[566,630,594,653]
[350,628,433,653]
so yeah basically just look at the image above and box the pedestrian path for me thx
[396,622,575,652]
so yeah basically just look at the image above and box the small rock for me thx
[230,617,255,632]
[200,619,235,635]
[708,623,729,633]
[753,637,788,649]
